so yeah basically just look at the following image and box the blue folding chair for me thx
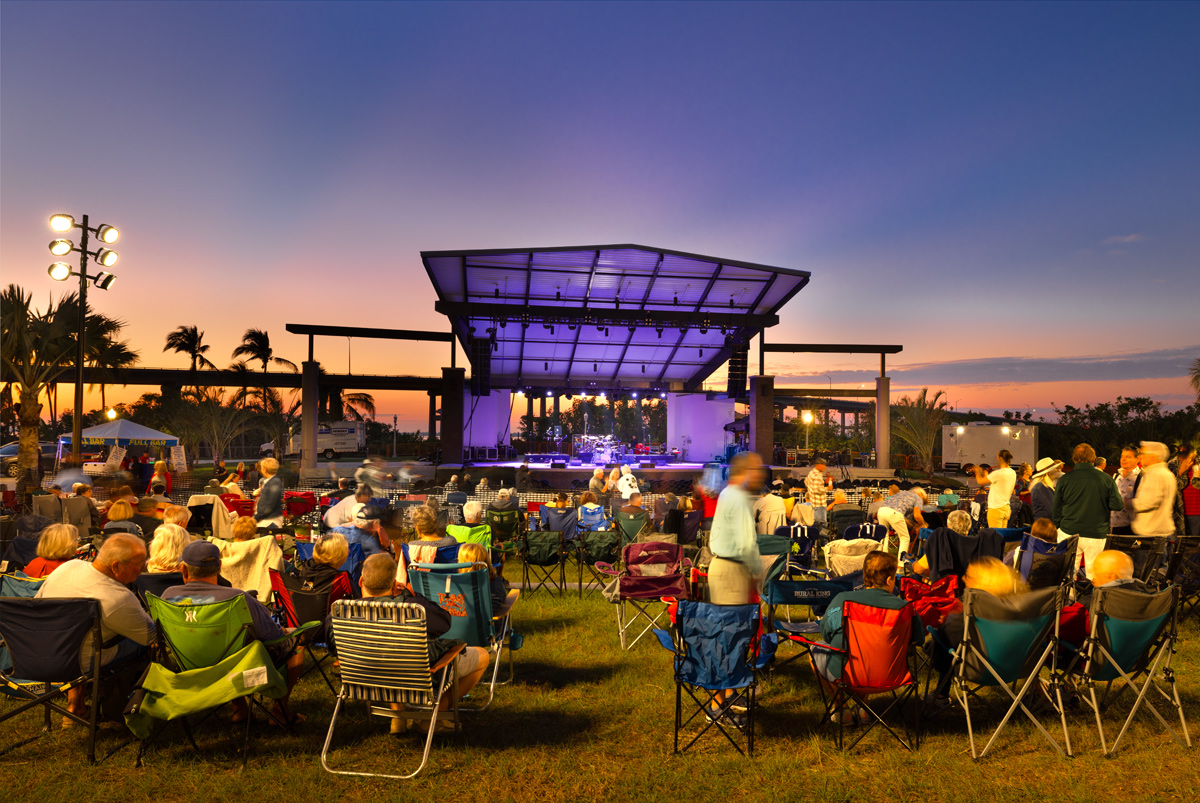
[1013,534,1078,589]
[296,542,366,589]
[577,505,610,533]
[540,506,579,543]
[653,601,765,756]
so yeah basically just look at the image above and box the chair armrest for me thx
[429,642,467,674]
[266,620,322,647]
[493,589,520,620]
[594,562,619,576]
[790,635,845,654]
[652,628,678,654]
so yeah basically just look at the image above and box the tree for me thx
[164,325,217,372]
[891,387,949,474]
[1191,357,1200,404]
[185,387,257,469]
[245,386,301,464]
[231,328,297,374]
[88,335,139,410]
[340,391,376,422]
[1,285,134,505]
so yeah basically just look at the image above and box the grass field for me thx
[4,562,1199,803]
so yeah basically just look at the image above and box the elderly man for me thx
[1090,549,1149,591]
[617,465,639,500]
[162,541,303,726]
[447,500,492,548]
[36,533,156,724]
[805,458,831,527]
[327,477,354,503]
[1131,441,1176,537]
[620,492,645,516]
[253,457,285,529]
[487,486,523,519]
[588,468,606,496]
[876,487,928,558]
[323,482,373,530]
[357,553,489,733]
[974,449,1017,528]
[1110,447,1141,535]
[130,496,164,541]
[331,504,392,557]
[1053,443,1123,579]
[753,483,788,535]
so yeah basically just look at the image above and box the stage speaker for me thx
[569,460,582,466]
[551,461,567,469]
[605,463,619,469]
[469,336,491,396]
[640,462,654,469]
[726,340,748,397]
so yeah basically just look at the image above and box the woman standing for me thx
[146,459,172,496]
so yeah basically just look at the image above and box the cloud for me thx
[772,346,1200,387]
[1102,234,1143,245]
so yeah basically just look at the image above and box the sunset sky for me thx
[3,1,1197,432]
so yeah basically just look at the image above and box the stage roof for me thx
[422,244,810,392]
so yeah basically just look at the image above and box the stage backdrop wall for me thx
[463,390,513,449]
[667,393,733,463]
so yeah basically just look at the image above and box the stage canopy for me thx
[58,419,179,448]
[423,244,810,393]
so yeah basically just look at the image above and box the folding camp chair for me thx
[0,571,44,598]
[598,542,689,649]
[828,506,866,541]
[1164,535,1200,620]
[653,601,762,756]
[540,506,579,540]
[296,541,366,589]
[269,569,354,693]
[577,504,611,534]
[408,562,520,709]
[843,523,886,543]
[444,491,467,524]
[941,586,1071,759]
[0,598,116,764]
[576,530,622,598]
[484,508,522,550]
[133,593,314,765]
[1013,534,1079,590]
[1059,585,1190,755]
[1103,535,1168,586]
[921,528,1005,583]
[320,598,465,780]
[773,524,819,572]
[763,566,858,670]
[614,509,651,548]
[794,599,921,751]
[519,529,566,596]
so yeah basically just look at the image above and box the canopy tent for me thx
[58,420,179,448]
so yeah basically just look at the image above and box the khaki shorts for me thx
[455,645,484,677]
[707,557,754,604]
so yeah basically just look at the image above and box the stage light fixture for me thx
[494,287,500,298]
[49,239,73,256]
[698,349,703,358]
[546,390,553,397]
[593,363,597,372]
[544,362,549,370]
[660,392,666,399]
[641,364,646,374]
[48,262,72,281]
[632,392,638,398]
[656,327,663,338]
[49,213,75,232]
[599,392,606,399]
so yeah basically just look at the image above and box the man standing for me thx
[709,452,766,605]
[876,488,928,557]
[974,449,1017,528]
[1110,447,1141,535]
[1053,443,1123,579]
[588,468,605,496]
[805,458,831,527]
[1131,442,1176,538]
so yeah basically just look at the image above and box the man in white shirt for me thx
[323,483,373,529]
[617,465,640,500]
[974,449,1017,528]
[1132,442,1175,537]
[36,534,156,724]
[1110,447,1141,535]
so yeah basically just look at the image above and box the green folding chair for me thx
[1060,585,1190,755]
[614,510,651,548]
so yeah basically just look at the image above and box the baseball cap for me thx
[354,505,383,525]
[181,540,221,571]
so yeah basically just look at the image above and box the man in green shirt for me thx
[447,500,492,549]
[1052,443,1123,580]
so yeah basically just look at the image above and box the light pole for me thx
[802,410,813,457]
[392,414,398,458]
[48,213,119,464]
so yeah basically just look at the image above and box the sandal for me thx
[61,708,91,729]
[266,710,306,728]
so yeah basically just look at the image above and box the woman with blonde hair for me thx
[296,531,349,594]
[147,459,172,496]
[222,472,244,497]
[146,524,193,573]
[103,499,143,539]
[231,516,259,542]
[456,542,507,610]
[24,523,79,577]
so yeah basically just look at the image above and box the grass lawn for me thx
[4,561,1199,803]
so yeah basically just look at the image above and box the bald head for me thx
[96,533,147,568]
[1092,550,1134,588]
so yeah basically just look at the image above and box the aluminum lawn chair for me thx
[320,598,465,780]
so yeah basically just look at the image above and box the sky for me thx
[3,1,1198,432]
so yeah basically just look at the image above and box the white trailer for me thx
[287,421,367,459]
[942,423,1038,472]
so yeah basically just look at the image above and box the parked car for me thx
[1,441,58,477]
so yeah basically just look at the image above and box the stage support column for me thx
[427,392,437,441]
[441,367,465,465]
[840,410,846,437]
[553,394,559,420]
[301,360,319,470]
[876,371,890,470]
[526,393,533,431]
[749,375,774,466]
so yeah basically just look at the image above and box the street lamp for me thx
[106,408,117,420]
[46,213,120,464]
[802,409,814,456]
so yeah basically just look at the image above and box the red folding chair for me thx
[269,569,355,692]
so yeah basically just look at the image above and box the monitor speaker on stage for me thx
[640,462,653,469]
[551,461,567,469]
[605,463,618,469]
[469,336,491,396]
[726,340,748,397]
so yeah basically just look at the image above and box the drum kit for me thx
[574,434,622,465]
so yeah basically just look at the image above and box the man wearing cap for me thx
[1110,447,1141,535]
[331,504,392,557]
[1131,442,1175,538]
[1053,443,1123,579]
[805,458,831,527]
[323,483,373,530]
[162,541,303,725]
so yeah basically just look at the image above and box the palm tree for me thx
[341,391,376,421]
[226,360,254,408]
[88,336,139,410]
[1190,356,1200,403]
[231,328,297,374]
[164,325,217,372]
[892,387,949,475]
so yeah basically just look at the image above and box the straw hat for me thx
[1031,457,1063,480]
